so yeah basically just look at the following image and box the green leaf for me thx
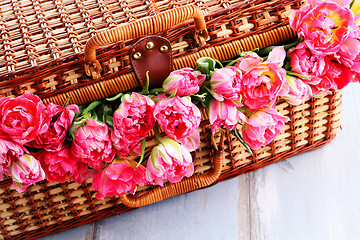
[286,71,310,80]
[229,128,253,156]
[136,137,147,169]
[350,0,355,8]
[283,38,301,51]
[106,92,124,102]
[195,57,217,74]
[105,115,114,128]
[95,103,114,124]
[139,71,150,95]
[90,109,99,121]
[82,100,104,115]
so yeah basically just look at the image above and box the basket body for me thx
[0,0,342,239]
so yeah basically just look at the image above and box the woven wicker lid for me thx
[0,0,302,104]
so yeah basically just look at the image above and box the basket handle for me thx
[84,5,208,79]
[120,149,223,208]
[120,133,224,208]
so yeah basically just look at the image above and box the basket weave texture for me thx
[0,0,342,239]
[0,91,341,240]
[0,0,301,105]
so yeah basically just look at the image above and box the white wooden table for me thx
[39,84,360,240]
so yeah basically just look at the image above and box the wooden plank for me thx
[250,85,360,240]
[94,174,250,240]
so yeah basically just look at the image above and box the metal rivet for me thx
[146,41,155,50]
[160,45,169,53]
[133,52,142,60]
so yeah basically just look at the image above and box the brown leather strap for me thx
[130,36,173,89]
[84,5,208,79]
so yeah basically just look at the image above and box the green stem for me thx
[229,128,253,156]
[63,97,71,107]
[215,59,224,68]
[136,137,147,169]
[139,71,150,95]
[225,58,241,67]
[153,123,162,144]
[238,106,252,118]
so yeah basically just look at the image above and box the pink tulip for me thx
[111,133,142,158]
[71,119,115,169]
[92,160,148,199]
[0,138,24,181]
[146,137,194,186]
[280,76,312,105]
[179,130,200,152]
[113,93,155,142]
[28,103,78,151]
[0,93,47,145]
[208,66,242,105]
[209,99,246,133]
[236,47,286,110]
[242,108,289,150]
[112,93,155,157]
[290,42,353,92]
[163,68,206,97]
[11,154,45,192]
[289,0,357,55]
[36,146,89,183]
[153,96,201,141]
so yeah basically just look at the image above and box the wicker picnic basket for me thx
[0,0,342,239]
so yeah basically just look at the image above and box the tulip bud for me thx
[11,154,45,192]
[146,137,194,186]
[163,68,205,97]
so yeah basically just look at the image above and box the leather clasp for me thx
[130,36,173,89]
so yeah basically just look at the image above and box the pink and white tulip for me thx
[154,96,201,141]
[112,93,155,157]
[290,0,358,55]
[208,66,242,105]
[280,76,312,105]
[242,108,289,150]
[209,99,246,133]
[163,68,206,97]
[11,154,45,192]
[0,139,24,181]
[71,119,115,169]
[236,47,287,110]
[146,137,194,186]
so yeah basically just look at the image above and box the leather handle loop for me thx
[120,131,224,208]
[84,5,208,79]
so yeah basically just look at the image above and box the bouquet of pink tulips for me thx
[0,0,359,199]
